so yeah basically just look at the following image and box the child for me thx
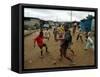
[44,28,50,40]
[84,32,94,51]
[72,23,77,35]
[58,28,75,64]
[76,26,83,42]
[33,29,49,57]
[53,28,58,41]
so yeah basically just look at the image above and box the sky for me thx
[24,8,95,22]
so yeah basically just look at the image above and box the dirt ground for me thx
[24,28,94,69]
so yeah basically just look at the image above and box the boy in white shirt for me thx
[84,32,94,51]
[44,28,50,40]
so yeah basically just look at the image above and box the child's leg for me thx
[58,47,64,61]
[65,56,73,62]
[73,29,75,35]
[76,34,79,40]
[63,51,73,62]
[85,36,88,42]
[69,45,75,55]
[69,48,75,55]
[63,47,73,62]
[60,48,63,58]
[43,44,48,53]
[67,43,75,55]
[80,36,83,42]
[40,47,43,56]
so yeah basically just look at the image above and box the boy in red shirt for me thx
[33,30,49,57]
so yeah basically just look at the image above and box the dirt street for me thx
[24,29,94,69]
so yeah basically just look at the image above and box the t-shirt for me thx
[44,30,50,37]
[64,31,72,42]
[34,36,44,47]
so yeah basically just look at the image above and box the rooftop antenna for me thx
[71,10,72,27]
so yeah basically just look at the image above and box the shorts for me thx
[60,43,68,50]
[60,42,71,50]
[39,44,46,49]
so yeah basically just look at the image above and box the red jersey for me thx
[34,35,44,47]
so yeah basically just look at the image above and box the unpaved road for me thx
[24,29,94,69]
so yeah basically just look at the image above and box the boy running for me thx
[33,29,49,57]
[76,26,83,42]
[57,27,75,64]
